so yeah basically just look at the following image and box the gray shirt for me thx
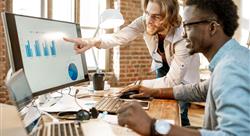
[173,39,250,136]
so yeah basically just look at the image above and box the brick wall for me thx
[109,0,156,86]
[0,0,10,104]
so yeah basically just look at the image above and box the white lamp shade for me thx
[100,9,124,29]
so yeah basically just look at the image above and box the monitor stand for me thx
[37,93,61,108]
[37,87,77,109]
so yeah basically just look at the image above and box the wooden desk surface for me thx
[147,99,180,126]
[90,97,180,126]
[42,87,180,127]
[76,86,181,126]
[40,88,181,136]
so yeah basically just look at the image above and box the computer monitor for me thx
[2,12,89,96]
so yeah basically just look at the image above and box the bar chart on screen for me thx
[24,40,57,58]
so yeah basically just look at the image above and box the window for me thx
[13,0,108,71]
[13,0,41,17]
[235,0,250,47]
[52,0,74,22]
[80,0,107,70]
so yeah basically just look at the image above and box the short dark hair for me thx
[184,0,239,37]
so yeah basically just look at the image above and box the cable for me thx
[74,89,84,110]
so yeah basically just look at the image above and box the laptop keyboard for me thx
[36,121,84,136]
[95,96,125,114]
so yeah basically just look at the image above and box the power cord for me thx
[73,89,99,119]
[74,89,84,110]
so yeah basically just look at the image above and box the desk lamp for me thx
[92,9,124,73]
[91,9,124,90]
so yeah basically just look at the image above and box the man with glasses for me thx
[64,0,200,126]
[117,0,250,135]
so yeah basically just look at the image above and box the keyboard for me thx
[35,121,84,136]
[95,97,125,114]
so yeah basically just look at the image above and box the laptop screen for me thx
[5,69,33,110]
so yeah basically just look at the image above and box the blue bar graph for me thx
[34,40,41,56]
[24,40,57,58]
[25,40,33,57]
[50,40,57,56]
[43,42,50,56]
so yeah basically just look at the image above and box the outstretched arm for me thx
[63,16,145,53]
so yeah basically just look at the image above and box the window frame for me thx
[12,0,111,72]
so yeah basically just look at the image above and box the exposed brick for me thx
[108,0,155,87]
[0,0,10,104]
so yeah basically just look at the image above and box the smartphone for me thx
[139,101,150,110]
[124,100,150,110]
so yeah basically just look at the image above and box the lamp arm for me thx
[92,25,101,73]
[93,25,100,38]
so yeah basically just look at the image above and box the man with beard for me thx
[64,0,200,126]
[117,0,250,135]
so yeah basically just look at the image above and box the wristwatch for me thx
[153,119,171,135]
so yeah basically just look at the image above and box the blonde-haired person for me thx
[64,0,200,126]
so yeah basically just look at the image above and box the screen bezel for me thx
[2,12,89,97]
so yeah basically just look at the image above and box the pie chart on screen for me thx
[68,63,78,80]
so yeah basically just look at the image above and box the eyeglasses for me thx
[183,19,217,31]
[144,11,162,22]
[182,19,219,37]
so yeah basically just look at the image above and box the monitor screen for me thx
[2,12,89,96]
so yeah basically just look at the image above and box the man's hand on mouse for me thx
[120,85,158,99]
[117,102,153,136]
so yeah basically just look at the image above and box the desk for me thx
[41,87,180,135]
[76,87,180,125]
[79,97,180,136]
[81,98,180,136]
[88,97,180,125]
[147,99,180,126]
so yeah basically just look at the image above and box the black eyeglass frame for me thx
[183,19,217,28]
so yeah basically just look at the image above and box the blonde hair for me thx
[142,0,182,28]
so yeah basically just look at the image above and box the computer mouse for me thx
[119,90,139,99]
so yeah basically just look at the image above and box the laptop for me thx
[0,103,85,136]
[4,69,85,136]
[4,69,138,136]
